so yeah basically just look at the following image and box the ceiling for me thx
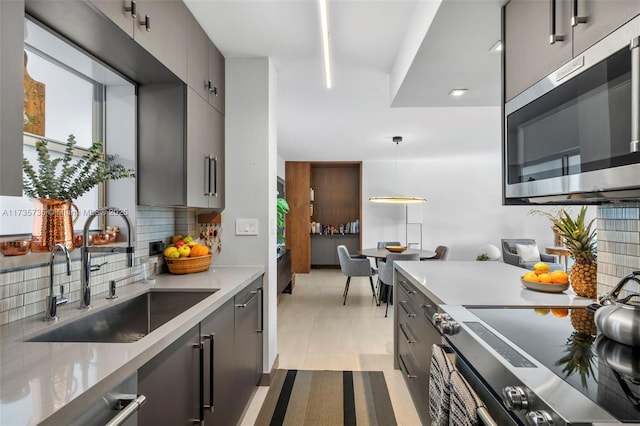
[184,0,505,161]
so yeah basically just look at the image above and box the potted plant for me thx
[546,206,597,298]
[22,134,135,251]
[276,196,290,249]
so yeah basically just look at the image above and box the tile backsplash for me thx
[597,204,640,297]
[0,206,199,325]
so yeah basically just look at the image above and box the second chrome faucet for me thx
[80,207,135,309]
[45,243,71,321]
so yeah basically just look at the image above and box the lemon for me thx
[533,262,550,274]
[164,246,178,257]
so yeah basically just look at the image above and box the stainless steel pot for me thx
[595,271,640,347]
[595,335,640,379]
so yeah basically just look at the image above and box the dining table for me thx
[359,247,437,305]
[359,247,437,260]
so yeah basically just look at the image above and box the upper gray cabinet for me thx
[572,0,640,55]
[88,0,188,82]
[0,0,25,196]
[503,0,640,101]
[187,15,225,115]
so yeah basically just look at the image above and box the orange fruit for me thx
[538,273,552,283]
[550,270,569,284]
[523,271,540,282]
[551,308,569,318]
[533,262,550,275]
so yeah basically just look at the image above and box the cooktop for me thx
[468,307,640,423]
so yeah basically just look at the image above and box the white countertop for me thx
[0,265,264,426]
[394,260,595,307]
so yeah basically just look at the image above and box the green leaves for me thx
[22,135,135,201]
[276,197,290,244]
[546,206,597,263]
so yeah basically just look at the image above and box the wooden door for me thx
[285,162,311,273]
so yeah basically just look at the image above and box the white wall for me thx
[362,110,596,260]
[215,58,278,375]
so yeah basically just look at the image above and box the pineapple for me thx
[570,309,598,336]
[548,206,597,298]
[556,331,597,389]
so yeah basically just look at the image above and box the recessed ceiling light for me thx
[490,40,503,52]
[449,89,468,97]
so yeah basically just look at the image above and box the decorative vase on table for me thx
[548,206,598,298]
[22,135,135,252]
[30,198,78,252]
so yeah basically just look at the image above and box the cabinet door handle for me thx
[124,1,136,18]
[192,342,205,423]
[212,85,218,96]
[203,333,215,412]
[236,290,259,308]
[570,0,587,27]
[211,156,218,197]
[105,395,146,426]
[632,37,640,153]
[139,14,151,32]
[398,354,417,379]
[549,0,565,44]
[399,300,416,318]
[399,323,417,344]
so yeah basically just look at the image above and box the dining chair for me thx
[378,252,419,317]
[431,245,450,260]
[337,245,377,305]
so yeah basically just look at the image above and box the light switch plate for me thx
[235,218,259,235]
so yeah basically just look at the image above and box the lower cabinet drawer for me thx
[397,335,430,425]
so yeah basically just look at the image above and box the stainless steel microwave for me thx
[504,15,640,204]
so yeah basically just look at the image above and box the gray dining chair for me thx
[378,252,419,317]
[431,245,450,260]
[337,245,377,305]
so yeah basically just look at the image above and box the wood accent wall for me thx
[285,162,311,273]
[311,166,360,227]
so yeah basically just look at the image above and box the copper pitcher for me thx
[31,198,79,252]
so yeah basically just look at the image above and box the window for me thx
[0,18,134,239]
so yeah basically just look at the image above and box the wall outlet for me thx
[149,240,164,255]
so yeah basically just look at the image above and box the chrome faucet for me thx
[45,243,71,321]
[80,207,135,309]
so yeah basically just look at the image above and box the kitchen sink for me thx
[27,290,218,343]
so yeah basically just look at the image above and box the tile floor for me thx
[239,269,422,425]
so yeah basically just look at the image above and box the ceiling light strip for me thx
[319,0,332,88]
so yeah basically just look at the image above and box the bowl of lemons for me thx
[521,262,570,293]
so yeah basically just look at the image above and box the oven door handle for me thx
[631,36,639,153]
[477,406,498,426]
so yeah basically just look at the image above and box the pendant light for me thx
[368,136,426,204]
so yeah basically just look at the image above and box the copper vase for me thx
[31,198,79,252]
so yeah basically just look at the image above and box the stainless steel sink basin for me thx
[27,290,218,343]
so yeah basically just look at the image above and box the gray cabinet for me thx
[394,271,442,425]
[311,234,359,266]
[137,277,264,426]
[138,86,224,209]
[187,88,224,209]
[573,0,640,55]
[504,0,572,101]
[0,0,24,196]
[201,299,238,425]
[89,0,188,82]
[138,324,200,425]
[234,278,263,399]
[503,0,640,101]
[187,20,225,115]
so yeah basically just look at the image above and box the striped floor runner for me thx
[255,370,398,426]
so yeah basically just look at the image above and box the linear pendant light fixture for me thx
[369,137,426,204]
[319,0,332,88]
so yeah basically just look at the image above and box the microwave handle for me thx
[632,37,639,153]
[570,0,587,27]
[549,0,565,44]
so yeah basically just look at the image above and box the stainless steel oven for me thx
[436,305,640,425]
[504,15,640,204]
